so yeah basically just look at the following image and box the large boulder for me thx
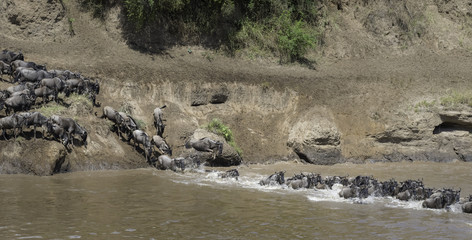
[181,129,242,166]
[287,108,343,165]
[0,140,67,176]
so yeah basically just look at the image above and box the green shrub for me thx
[205,118,242,155]
[84,0,321,63]
[135,119,146,129]
[440,92,472,107]
[277,11,316,63]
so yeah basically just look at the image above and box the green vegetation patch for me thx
[440,91,472,108]
[205,118,242,156]
[36,103,67,117]
[85,0,320,63]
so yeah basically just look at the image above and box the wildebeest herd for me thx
[99,104,224,171]
[3,49,471,215]
[0,50,95,148]
[1,49,224,168]
[259,171,472,214]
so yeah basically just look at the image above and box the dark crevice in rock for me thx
[53,154,67,174]
[294,148,310,163]
[433,122,472,134]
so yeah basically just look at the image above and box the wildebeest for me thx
[64,78,85,95]
[259,171,285,186]
[0,114,21,139]
[51,115,88,148]
[151,135,172,156]
[99,106,120,132]
[4,94,36,114]
[0,90,10,100]
[0,60,12,75]
[156,155,180,171]
[185,137,223,159]
[116,112,138,139]
[21,112,49,139]
[11,88,32,97]
[84,78,100,95]
[49,69,80,80]
[153,105,166,137]
[40,77,65,92]
[14,68,54,83]
[10,60,46,73]
[34,86,57,104]
[46,121,69,147]
[0,50,24,64]
[422,188,461,209]
[130,130,152,162]
[6,82,36,94]
[218,169,240,180]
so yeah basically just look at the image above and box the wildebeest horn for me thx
[161,105,167,109]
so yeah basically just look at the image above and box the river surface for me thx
[1,161,472,239]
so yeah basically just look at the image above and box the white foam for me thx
[163,170,468,214]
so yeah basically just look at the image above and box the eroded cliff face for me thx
[1,0,472,175]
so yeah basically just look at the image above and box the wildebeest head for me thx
[216,140,223,156]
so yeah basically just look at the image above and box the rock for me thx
[462,202,472,213]
[287,108,343,165]
[182,129,242,166]
[0,140,67,176]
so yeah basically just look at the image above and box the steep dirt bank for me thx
[1,0,472,175]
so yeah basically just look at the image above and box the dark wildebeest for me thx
[185,137,223,159]
[0,114,21,139]
[116,112,138,140]
[40,77,65,92]
[49,69,80,80]
[84,78,100,94]
[10,60,46,73]
[218,169,240,180]
[11,88,32,97]
[4,94,36,114]
[14,68,54,83]
[6,82,36,94]
[51,115,88,148]
[64,78,85,95]
[0,90,10,100]
[46,121,69,147]
[151,135,172,156]
[259,171,285,186]
[0,60,12,75]
[21,112,49,139]
[422,188,461,209]
[153,105,166,137]
[130,130,152,163]
[0,50,24,64]
[99,106,119,130]
[34,86,57,104]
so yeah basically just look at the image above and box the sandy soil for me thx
[1,0,472,174]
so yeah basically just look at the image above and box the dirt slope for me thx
[1,0,472,175]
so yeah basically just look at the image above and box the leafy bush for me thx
[276,11,316,63]
[84,0,321,63]
[79,0,115,19]
[205,118,242,155]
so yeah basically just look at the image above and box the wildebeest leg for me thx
[2,129,7,140]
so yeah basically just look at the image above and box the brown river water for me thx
[1,161,471,239]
